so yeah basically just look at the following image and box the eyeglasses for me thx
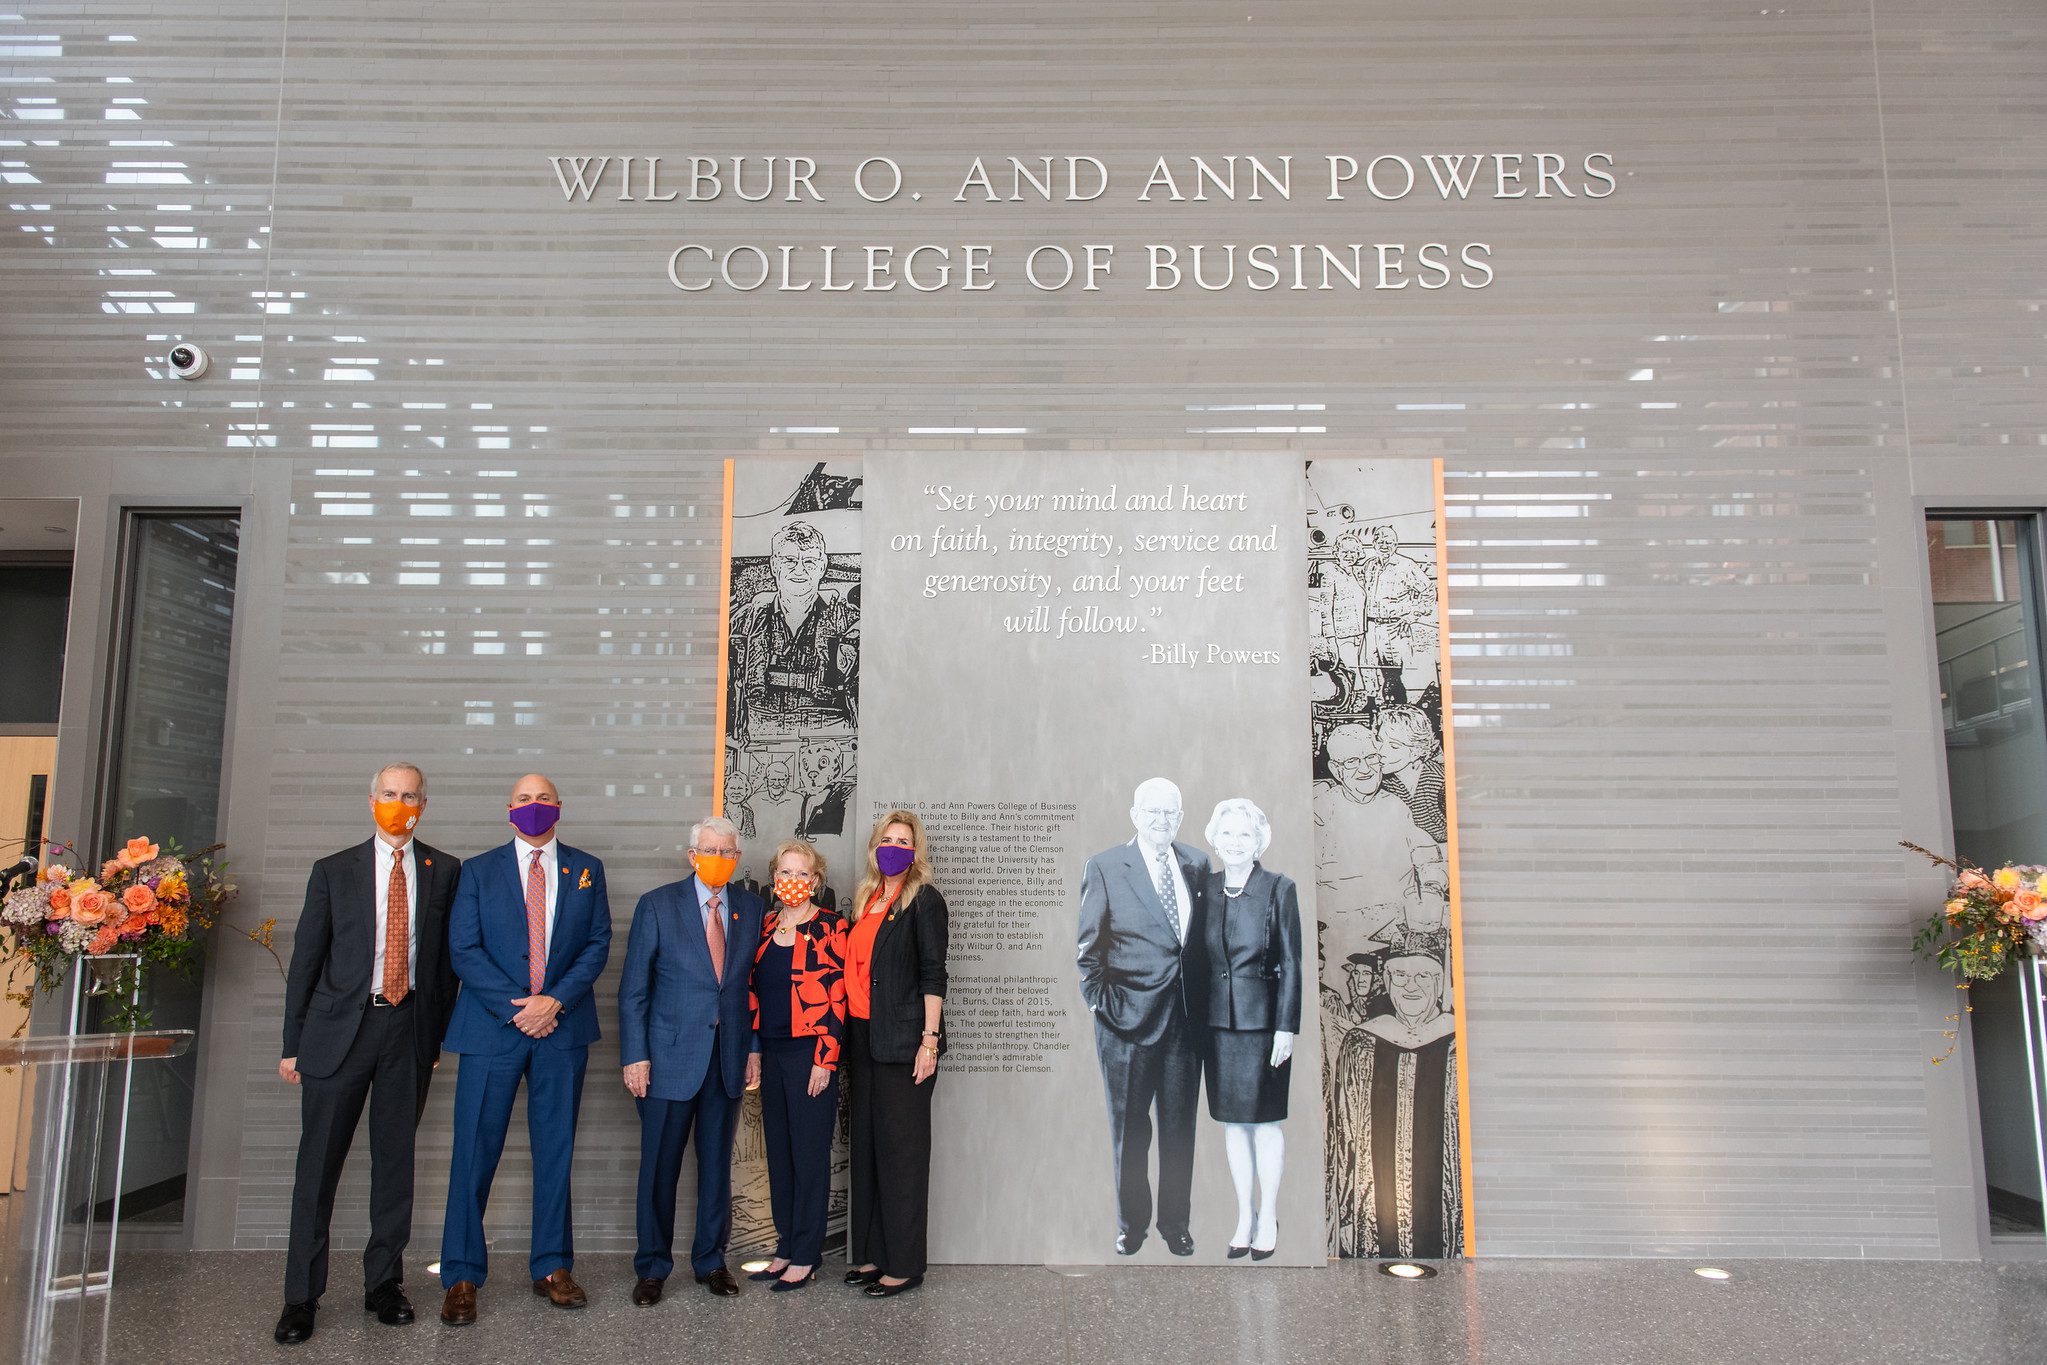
[694,845,741,859]
[375,790,425,806]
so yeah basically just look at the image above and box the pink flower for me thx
[70,889,112,926]
[1959,869,1990,891]
[116,837,160,870]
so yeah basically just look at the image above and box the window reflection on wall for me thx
[98,512,241,1226]
[1926,515,2047,1238]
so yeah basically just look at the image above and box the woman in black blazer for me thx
[1202,797,1303,1261]
[841,808,948,1297]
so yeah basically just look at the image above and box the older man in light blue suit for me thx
[618,814,766,1303]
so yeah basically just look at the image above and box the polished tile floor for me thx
[7,1248,2047,1365]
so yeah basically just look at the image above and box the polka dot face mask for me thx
[773,873,814,907]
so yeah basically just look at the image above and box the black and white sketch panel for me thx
[722,456,864,1256]
[1306,459,1462,1260]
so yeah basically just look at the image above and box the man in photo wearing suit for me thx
[1076,776,1210,1257]
[436,773,611,1326]
[274,762,462,1346]
[617,814,767,1302]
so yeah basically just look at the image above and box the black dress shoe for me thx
[863,1273,924,1298]
[771,1268,816,1292]
[1114,1233,1145,1256]
[1227,1244,1251,1259]
[695,1267,741,1297]
[844,1266,882,1285]
[364,1281,414,1325]
[1250,1245,1276,1261]
[273,1303,316,1345]
[1162,1230,1195,1257]
[631,1277,664,1307]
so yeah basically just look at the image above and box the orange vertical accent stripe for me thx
[711,459,735,817]
[1434,456,1478,1259]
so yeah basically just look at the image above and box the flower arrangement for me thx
[1904,840,2047,1063]
[2,835,274,1031]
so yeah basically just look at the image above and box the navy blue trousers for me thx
[758,1033,839,1266]
[440,1039,588,1287]
[634,1046,742,1280]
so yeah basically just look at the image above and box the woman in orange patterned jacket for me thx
[742,838,847,1291]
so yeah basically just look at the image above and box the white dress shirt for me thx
[371,834,418,991]
[1134,837,1193,945]
[692,874,727,931]
[513,836,561,960]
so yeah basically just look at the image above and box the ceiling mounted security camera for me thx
[167,344,210,380]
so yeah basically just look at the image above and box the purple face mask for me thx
[875,844,916,878]
[509,801,561,838]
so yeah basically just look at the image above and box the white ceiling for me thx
[0,499,77,557]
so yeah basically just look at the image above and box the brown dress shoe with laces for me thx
[439,1282,477,1327]
[532,1268,588,1309]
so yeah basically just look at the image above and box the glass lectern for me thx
[1,1029,193,1365]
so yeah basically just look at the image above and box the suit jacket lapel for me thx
[545,846,580,982]
[344,839,376,970]
[675,879,717,980]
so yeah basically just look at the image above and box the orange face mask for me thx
[373,800,419,838]
[773,873,814,907]
[691,852,738,888]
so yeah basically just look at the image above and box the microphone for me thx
[0,856,39,887]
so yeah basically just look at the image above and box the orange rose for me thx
[71,889,112,926]
[122,884,157,916]
[47,885,72,917]
[121,837,160,867]
[101,859,125,882]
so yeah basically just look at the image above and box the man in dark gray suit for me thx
[1076,777,1209,1257]
[274,762,462,1345]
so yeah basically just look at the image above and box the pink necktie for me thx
[705,891,726,982]
[525,849,547,994]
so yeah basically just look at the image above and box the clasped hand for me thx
[1269,1030,1294,1068]
[511,994,561,1038]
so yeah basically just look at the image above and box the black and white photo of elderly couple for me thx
[1075,778,1304,1262]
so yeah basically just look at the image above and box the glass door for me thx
[1926,515,2047,1240]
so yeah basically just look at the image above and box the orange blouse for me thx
[845,885,898,1020]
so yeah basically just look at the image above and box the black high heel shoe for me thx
[748,1263,789,1282]
[1250,1218,1278,1261]
[844,1266,881,1286]
[772,1268,816,1292]
[1227,1243,1251,1259]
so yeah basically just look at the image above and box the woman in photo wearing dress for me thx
[1202,797,1303,1261]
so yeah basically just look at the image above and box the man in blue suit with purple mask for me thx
[436,773,611,1326]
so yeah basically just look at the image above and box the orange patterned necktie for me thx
[705,891,725,982]
[383,848,409,1004]
[526,849,547,994]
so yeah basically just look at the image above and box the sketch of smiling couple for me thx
[1076,777,1303,1262]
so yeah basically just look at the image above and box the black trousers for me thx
[1092,1006,1200,1240]
[759,1033,838,1266]
[284,998,424,1306]
[846,1017,934,1279]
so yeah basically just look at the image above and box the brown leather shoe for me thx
[439,1282,477,1327]
[631,1276,663,1307]
[532,1268,587,1309]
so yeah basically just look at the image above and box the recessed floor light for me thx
[1693,1267,1732,1281]
[740,1258,773,1274]
[426,1261,440,1275]
[1379,1262,1436,1279]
